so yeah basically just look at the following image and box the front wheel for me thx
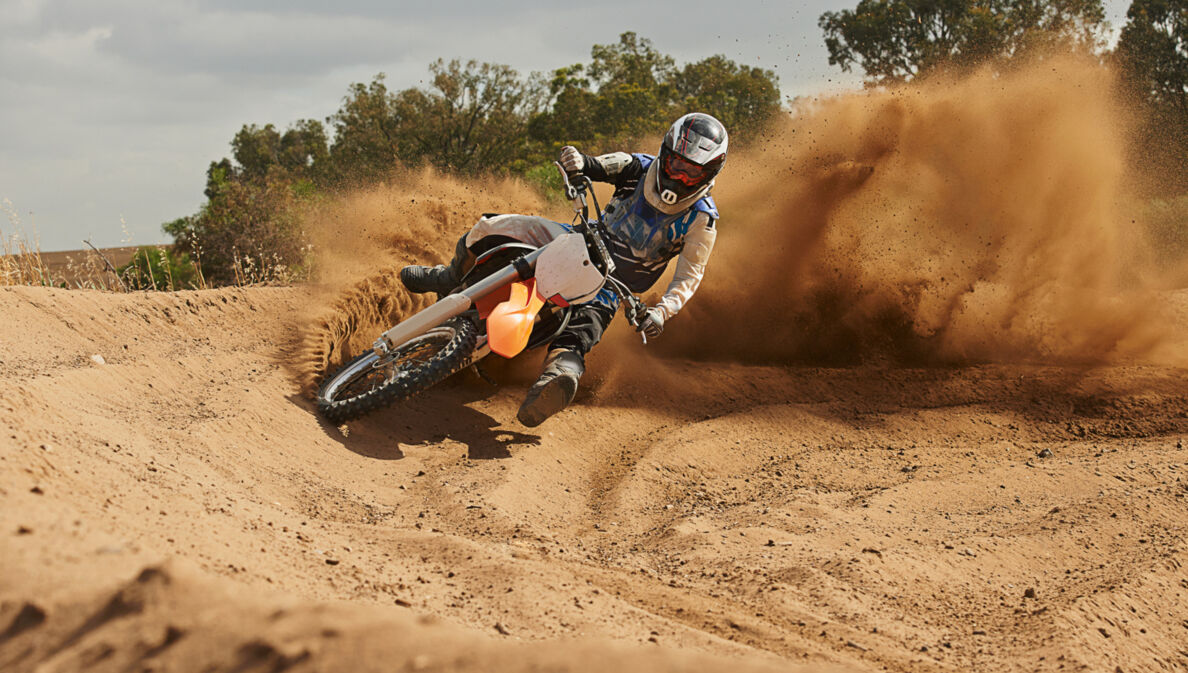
[316,315,478,423]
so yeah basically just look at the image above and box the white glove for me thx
[559,146,585,174]
[639,307,665,339]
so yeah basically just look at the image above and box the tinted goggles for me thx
[661,152,711,187]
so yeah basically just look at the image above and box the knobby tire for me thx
[315,315,478,424]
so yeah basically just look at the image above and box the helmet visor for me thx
[661,152,711,188]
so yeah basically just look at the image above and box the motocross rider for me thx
[400,112,728,427]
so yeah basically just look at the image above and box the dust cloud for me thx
[658,56,1186,367]
[294,170,556,391]
[298,56,1187,395]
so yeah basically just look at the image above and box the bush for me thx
[117,246,199,291]
[165,174,314,285]
[521,161,568,203]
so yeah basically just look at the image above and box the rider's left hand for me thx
[640,307,665,339]
[559,146,585,174]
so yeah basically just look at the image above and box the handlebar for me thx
[553,161,648,343]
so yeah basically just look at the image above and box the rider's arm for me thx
[653,213,717,321]
[581,152,639,185]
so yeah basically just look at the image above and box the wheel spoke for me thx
[323,325,458,403]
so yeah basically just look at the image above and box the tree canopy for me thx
[530,32,780,153]
[820,0,1106,82]
[1117,0,1187,114]
[163,32,782,284]
[1115,0,1188,190]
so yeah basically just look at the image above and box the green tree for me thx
[820,0,1106,82]
[530,32,781,151]
[328,61,541,178]
[326,75,406,182]
[393,59,542,172]
[166,176,312,285]
[1117,0,1187,114]
[1115,0,1188,190]
[674,56,782,138]
[226,120,328,183]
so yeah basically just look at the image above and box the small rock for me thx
[494,622,511,635]
[1023,587,1036,599]
[1037,448,1054,458]
[16,526,32,535]
[90,354,106,365]
[844,640,868,652]
[765,539,775,547]
[325,558,340,566]
[29,486,43,495]
[39,444,52,452]
[394,598,412,607]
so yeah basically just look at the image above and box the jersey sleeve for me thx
[654,212,717,321]
[581,152,642,188]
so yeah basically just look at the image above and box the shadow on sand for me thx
[297,376,541,461]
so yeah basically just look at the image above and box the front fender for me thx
[487,278,545,358]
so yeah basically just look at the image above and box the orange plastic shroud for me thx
[484,279,546,358]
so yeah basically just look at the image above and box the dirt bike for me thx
[315,163,650,423]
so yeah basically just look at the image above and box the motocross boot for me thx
[517,348,585,427]
[400,234,474,296]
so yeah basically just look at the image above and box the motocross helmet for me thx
[654,113,728,208]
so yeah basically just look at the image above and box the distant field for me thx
[7,245,152,287]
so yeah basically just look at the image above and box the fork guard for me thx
[486,278,546,358]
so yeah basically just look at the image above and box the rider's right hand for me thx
[559,146,584,174]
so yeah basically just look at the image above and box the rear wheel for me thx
[316,316,478,423]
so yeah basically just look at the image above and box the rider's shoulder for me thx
[633,153,656,168]
[692,195,719,221]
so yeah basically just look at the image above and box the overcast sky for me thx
[1,0,1134,251]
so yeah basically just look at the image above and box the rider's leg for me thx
[401,215,567,295]
[399,233,473,295]
[517,304,614,427]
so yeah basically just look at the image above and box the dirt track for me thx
[2,284,1187,672]
[6,56,1188,673]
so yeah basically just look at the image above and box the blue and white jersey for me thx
[473,151,721,317]
[600,154,718,293]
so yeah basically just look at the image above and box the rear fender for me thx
[486,278,545,358]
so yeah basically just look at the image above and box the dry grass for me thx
[1,198,58,287]
[1,199,227,292]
